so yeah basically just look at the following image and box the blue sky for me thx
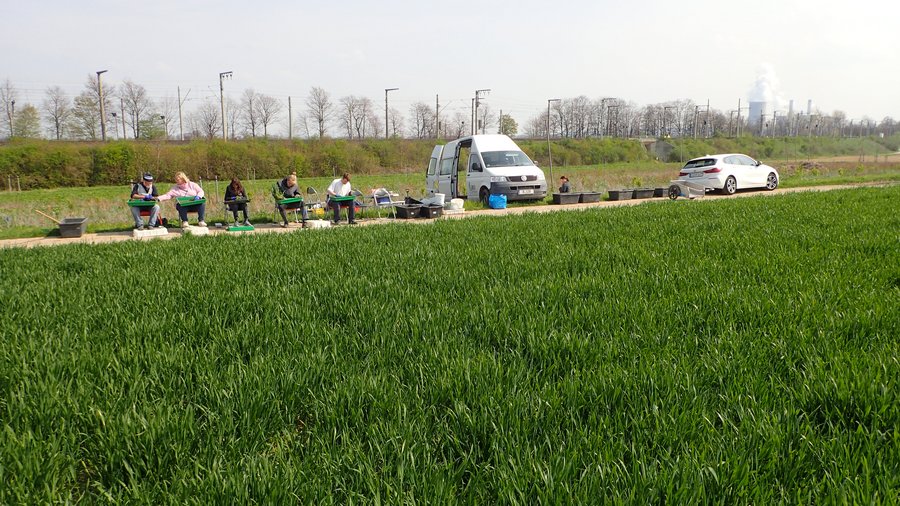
[4,0,898,129]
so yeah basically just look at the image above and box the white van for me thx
[426,134,547,203]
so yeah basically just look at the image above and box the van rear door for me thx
[426,145,443,196]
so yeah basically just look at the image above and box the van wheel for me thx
[479,187,490,205]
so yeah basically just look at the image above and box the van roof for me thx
[459,134,522,153]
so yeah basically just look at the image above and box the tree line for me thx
[2,76,897,142]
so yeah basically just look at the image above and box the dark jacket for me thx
[225,186,247,201]
[131,182,158,199]
[273,178,300,199]
[559,181,571,193]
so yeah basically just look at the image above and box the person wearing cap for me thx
[326,173,356,224]
[158,171,207,227]
[130,172,160,229]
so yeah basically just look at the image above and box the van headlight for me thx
[490,176,507,183]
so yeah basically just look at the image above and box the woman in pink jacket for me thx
[158,171,207,227]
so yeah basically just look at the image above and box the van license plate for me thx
[518,189,534,195]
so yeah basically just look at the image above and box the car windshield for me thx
[481,150,533,168]
[683,158,716,169]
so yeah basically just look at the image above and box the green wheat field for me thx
[1,186,898,503]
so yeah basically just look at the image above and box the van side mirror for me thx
[471,162,482,172]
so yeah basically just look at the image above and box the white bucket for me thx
[433,193,446,206]
[447,198,464,211]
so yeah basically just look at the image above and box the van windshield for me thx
[481,150,533,168]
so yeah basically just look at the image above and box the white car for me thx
[678,153,779,195]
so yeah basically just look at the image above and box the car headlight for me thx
[490,176,507,183]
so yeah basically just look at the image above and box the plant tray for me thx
[633,188,655,199]
[59,217,88,238]
[607,190,632,201]
[419,204,443,219]
[394,204,422,219]
[552,193,581,205]
[579,192,602,203]
[176,196,206,207]
[277,196,304,205]
[227,225,254,232]
[330,195,355,202]
[127,199,158,207]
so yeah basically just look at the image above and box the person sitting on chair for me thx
[225,177,251,226]
[130,172,160,230]
[326,173,355,224]
[158,171,206,227]
[559,176,571,193]
[273,173,308,227]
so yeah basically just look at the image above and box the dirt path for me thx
[0,183,890,250]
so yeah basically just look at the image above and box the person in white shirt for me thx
[326,173,356,224]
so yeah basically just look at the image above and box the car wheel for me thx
[766,172,778,190]
[668,185,680,200]
[723,176,737,195]
[479,187,490,206]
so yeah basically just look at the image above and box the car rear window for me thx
[683,158,716,169]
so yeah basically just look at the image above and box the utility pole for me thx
[178,87,190,141]
[474,89,490,135]
[219,71,232,140]
[736,99,741,137]
[288,96,292,140]
[384,88,398,138]
[120,98,126,139]
[8,100,14,137]
[96,70,108,141]
[435,95,439,139]
[499,109,502,134]
[547,99,560,189]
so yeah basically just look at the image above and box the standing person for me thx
[130,172,160,230]
[272,173,308,227]
[326,173,355,224]
[158,171,206,227]
[559,176,571,193]
[225,177,251,226]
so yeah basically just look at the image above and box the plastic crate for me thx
[394,204,421,219]
[553,193,581,205]
[633,188,655,199]
[607,190,632,201]
[419,204,443,219]
[59,217,88,238]
[579,192,602,203]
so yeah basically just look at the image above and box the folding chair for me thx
[371,188,404,219]
[271,182,302,224]
[351,190,370,218]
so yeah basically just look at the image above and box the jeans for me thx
[329,199,355,223]
[176,202,205,222]
[228,203,249,222]
[277,203,308,224]
[131,204,160,227]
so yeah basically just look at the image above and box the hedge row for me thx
[1,135,897,189]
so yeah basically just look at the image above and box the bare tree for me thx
[255,93,282,138]
[1,79,18,139]
[408,102,434,139]
[338,95,359,138]
[120,80,153,139]
[450,111,467,139]
[306,86,333,139]
[69,91,100,140]
[240,89,259,138]
[191,100,221,140]
[226,97,240,140]
[42,86,71,140]
[476,103,496,135]
[388,107,404,138]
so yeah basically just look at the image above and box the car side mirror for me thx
[755,161,762,166]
